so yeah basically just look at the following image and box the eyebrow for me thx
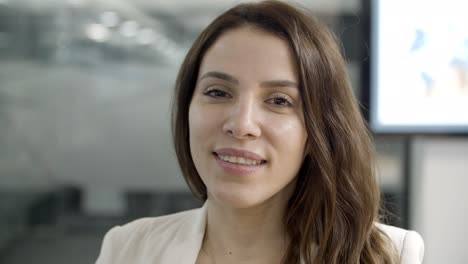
[261,80,298,89]
[199,71,298,89]
[199,71,239,85]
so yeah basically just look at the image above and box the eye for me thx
[203,88,232,98]
[265,95,293,107]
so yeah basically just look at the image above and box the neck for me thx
[204,196,290,263]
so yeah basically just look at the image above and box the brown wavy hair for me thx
[172,1,397,263]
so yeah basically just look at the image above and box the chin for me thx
[207,183,287,210]
[208,185,270,209]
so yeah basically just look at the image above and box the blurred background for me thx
[0,0,466,263]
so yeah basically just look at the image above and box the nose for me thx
[222,97,261,140]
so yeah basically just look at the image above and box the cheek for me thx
[267,117,307,147]
[188,105,204,145]
[189,104,218,147]
[189,105,207,173]
[268,118,307,168]
[188,106,199,137]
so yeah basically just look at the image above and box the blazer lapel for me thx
[157,203,207,264]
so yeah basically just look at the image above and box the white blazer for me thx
[95,204,424,263]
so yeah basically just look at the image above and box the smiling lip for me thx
[213,148,266,176]
[214,148,266,161]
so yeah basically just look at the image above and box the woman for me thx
[96,1,424,263]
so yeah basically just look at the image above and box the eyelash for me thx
[203,88,293,107]
[265,96,293,107]
[203,88,231,98]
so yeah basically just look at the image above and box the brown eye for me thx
[203,88,231,98]
[265,96,293,107]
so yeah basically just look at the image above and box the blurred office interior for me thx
[0,0,467,263]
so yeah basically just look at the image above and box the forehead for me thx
[198,26,298,82]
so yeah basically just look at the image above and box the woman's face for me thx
[189,26,307,209]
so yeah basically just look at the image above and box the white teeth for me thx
[218,155,263,165]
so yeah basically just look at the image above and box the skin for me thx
[189,26,308,263]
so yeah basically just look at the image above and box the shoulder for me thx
[375,223,425,264]
[96,207,205,264]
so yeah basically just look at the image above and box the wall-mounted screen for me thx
[370,0,468,134]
